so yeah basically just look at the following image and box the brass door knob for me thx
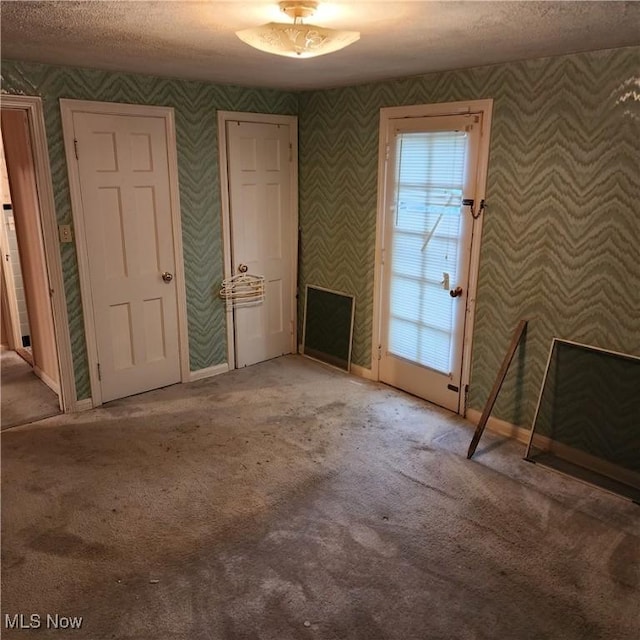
[162,272,173,283]
[450,286,463,298]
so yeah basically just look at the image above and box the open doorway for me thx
[0,108,61,429]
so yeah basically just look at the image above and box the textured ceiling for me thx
[1,1,639,90]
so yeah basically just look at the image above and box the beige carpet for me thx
[1,349,60,430]
[1,355,638,639]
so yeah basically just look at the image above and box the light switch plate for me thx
[58,224,73,243]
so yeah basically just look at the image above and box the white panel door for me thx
[226,121,294,367]
[379,114,482,412]
[73,112,181,402]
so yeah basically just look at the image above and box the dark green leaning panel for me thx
[303,286,355,372]
[526,339,640,501]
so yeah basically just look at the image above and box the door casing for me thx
[61,99,190,407]
[0,202,24,354]
[1,96,72,411]
[372,100,493,415]
[217,111,298,370]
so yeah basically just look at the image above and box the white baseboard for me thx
[189,363,229,382]
[16,347,33,366]
[298,342,374,381]
[526,430,640,489]
[33,365,60,396]
[350,363,374,380]
[71,398,94,412]
[465,408,531,445]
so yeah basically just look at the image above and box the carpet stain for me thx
[349,523,397,557]
[317,401,346,414]
[393,468,454,500]
[29,530,110,560]
[609,534,640,589]
[1,550,25,569]
[2,356,638,640]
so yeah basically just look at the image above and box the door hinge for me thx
[290,320,295,335]
[377,345,382,360]
[289,142,293,162]
[73,138,79,160]
[97,362,101,381]
[385,144,390,161]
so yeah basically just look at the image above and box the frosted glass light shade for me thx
[236,22,360,58]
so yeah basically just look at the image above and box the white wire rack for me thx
[219,273,265,308]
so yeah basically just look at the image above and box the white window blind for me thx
[388,130,468,374]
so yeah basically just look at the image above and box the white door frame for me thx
[0,207,24,353]
[60,99,190,407]
[1,95,74,411]
[217,111,299,370]
[372,99,493,415]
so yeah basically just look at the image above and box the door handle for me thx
[237,264,248,273]
[449,286,463,298]
[161,271,173,283]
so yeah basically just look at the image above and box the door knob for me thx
[161,271,173,283]
[449,286,463,298]
[237,264,248,273]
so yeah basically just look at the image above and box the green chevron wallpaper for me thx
[2,48,638,425]
[298,46,640,427]
[1,60,297,399]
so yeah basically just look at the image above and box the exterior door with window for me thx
[379,114,482,412]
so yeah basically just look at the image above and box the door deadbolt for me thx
[162,272,173,283]
[449,286,463,298]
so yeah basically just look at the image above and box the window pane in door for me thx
[388,130,467,374]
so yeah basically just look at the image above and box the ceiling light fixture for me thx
[236,1,360,59]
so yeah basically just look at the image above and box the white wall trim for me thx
[189,363,229,382]
[1,95,75,413]
[528,431,640,490]
[459,101,493,405]
[350,363,374,380]
[218,112,236,371]
[372,99,494,413]
[298,341,370,379]
[466,409,640,497]
[73,398,94,412]
[466,408,530,446]
[33,364,60,396]
[60,100,102,405]
[0,208,24,351]
[164,107,191,384]
[217,111,298,372]
[15,346,33,367]
[59,98,190,407]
